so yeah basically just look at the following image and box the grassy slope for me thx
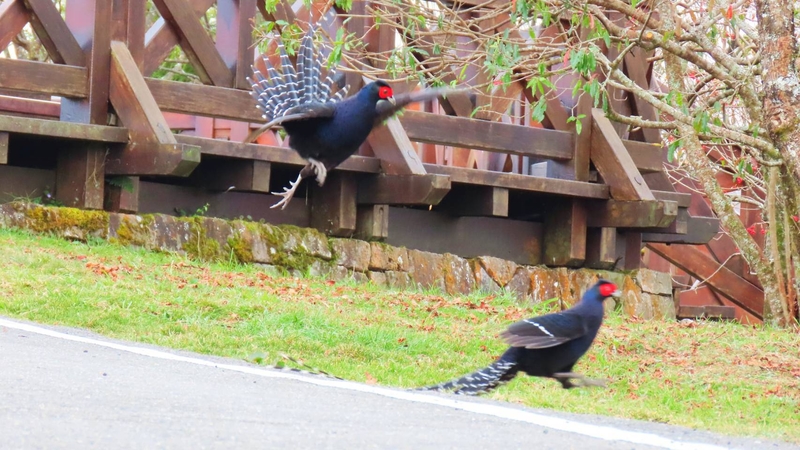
[0,228,798,442]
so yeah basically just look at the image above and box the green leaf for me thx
[531,98,548,123]
[667,140,680,162]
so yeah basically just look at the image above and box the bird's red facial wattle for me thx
[378,86,394,100]
[599,283,618,297]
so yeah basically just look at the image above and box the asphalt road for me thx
[0,317,795,450]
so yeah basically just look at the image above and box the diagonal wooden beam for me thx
[591,108,655,200]
[647,243,763,319]
[143,0,214,75]
[23,0,86,66]
[107,40,200,176]
[0,0,30,50]
[367,117,427,175]
[624,48,661,143]
[151,0,234,86]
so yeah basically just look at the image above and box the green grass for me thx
[0,227,798,442]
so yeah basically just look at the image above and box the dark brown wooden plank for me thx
[647,243,763,318]
[423,164,609,199]
[543,200,586,267]
[643,171,677,192]
[585,199,677,228]
[0,131,8,164]
[107,40,200,176]
[0,59,87,98]
[644,207,689,234]
[174,134,381,174]
[401,111,574,160]
[642,216,720,244]
[358,174,450,205]
[586,227,617,269]
[310,172,357,236]
[0,0,30,50]
[703,305,737,320]
[55,143,105,209]
[624,140,664,173]
[143,0,214,75]
[367,116,427,175]
[677,305,707,319]
[138,180,309,226]
[0,164,54,202]
[0,94,60,118]
[147,77,261,122]
[591,108,655,200]
[104,175,139,213]
[386,206,543,265]
[355,205,389,241]
[652,190,692,208]
[24,0,86,66]
[193,158,271,193]
[624,49,661,143]
[437,186,509,217]
[0,114,128,142]
[151,0,234,86]
[573,92,592,181]
[623,232,642,270]
[216,0,255,89]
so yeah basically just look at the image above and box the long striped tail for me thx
[420,357,519,396]
[248,24,348,125]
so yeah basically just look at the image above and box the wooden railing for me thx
[0,0,733,308]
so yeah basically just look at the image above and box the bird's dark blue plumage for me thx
[247,24,459,209]
[422,279,618,395]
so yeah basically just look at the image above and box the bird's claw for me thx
[308,158,327,186]
[552,372,608,388]
[270,173,304,210]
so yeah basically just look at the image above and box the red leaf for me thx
[563,49,571,67]
[726,5,733,19]
[747,225,756,236]
[793,215,799,223]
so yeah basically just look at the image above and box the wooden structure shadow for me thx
[0,0,745,315]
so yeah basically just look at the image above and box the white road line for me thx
[0,317,730,450]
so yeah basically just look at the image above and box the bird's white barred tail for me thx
[420,359,518,396]
[248,25,349,125]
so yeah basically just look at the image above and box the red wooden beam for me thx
[647,242,764,319]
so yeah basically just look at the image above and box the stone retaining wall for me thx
[0,202,676,320]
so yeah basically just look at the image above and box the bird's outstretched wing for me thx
[247,25,348,129]
[373,87,469,124]
[500,311,589,349]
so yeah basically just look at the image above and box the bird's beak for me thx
[388,96,396,105]
[612,289,622,297]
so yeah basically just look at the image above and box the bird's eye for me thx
[379,86,393,99]
[599,283,617,297]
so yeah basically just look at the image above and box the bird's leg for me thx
[307,158,327,186]
[552,372,608,389]
[270,172,304,210]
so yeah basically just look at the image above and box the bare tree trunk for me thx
[656,0,785,325]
